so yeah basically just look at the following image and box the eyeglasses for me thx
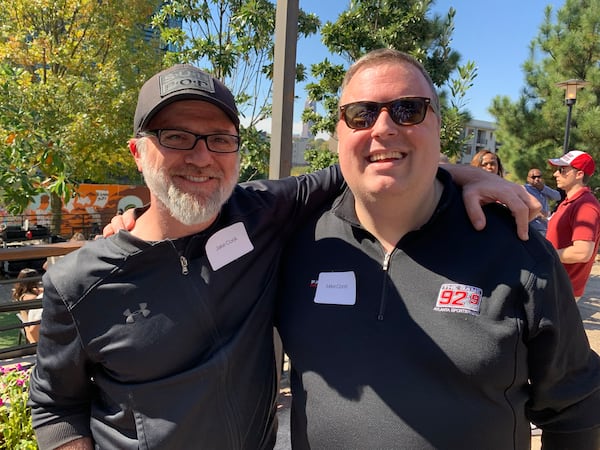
[140,129,240,153]
[558,166,575,175]
[529,175,542,180]
[339,97,437,130]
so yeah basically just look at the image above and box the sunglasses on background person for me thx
[339,96,437,130]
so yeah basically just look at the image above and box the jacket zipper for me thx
[167,240,190,275]
[377,251,392,320]
[179,255,189,275]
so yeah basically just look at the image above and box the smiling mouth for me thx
[368,151,406,163]
[183,174,212,182]
[174,173,215,184]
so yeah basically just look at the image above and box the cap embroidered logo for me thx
[159,68,215,98]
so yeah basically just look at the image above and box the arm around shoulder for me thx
[440,163,540,240]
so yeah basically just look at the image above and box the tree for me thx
[304,138,338,172]
[302,0,474,157]
[152,0,320,180]
[490,0,600,187]
[0,0,162,223]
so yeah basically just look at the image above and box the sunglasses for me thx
[339,97,437,130]
[558,166,576,175]
[529,175,542,179]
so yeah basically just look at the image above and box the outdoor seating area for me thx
[0,241,85,361]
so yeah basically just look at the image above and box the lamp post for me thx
[555,79,589,154]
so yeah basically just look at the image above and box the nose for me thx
[183,139,213,164]
[370,107,398,136]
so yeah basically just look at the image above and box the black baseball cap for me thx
[133,64,239,135]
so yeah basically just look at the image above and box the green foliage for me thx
[302,1,474,158]
[304,139,338,172]
[0,364,36,449]
[491,1,600,187]
[153,0,320,180]
[0,0,163,213]
[440,61,476,159]
[239,126,270,181]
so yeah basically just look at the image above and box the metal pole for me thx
[269,0,299,179]
[562,99,575,154]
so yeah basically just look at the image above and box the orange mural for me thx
[20,184,149,238]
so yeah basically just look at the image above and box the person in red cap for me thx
[547,150,600,298]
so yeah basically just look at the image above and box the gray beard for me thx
[141,160,238,226]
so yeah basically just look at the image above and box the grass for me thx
[0,312,23,348]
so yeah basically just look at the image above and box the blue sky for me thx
[292,0,566,127]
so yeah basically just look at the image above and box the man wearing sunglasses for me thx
[277,49,600,449]
[524,167,561,236]
[547,151,600,298]
[28,63,541,450]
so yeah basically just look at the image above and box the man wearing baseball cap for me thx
[27,63,541,450]
[547,150,600,298]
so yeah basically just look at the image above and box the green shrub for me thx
[0,363,36,449]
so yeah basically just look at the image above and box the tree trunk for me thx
[50,192,62,237]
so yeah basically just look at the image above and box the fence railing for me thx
[2,212,115,240]
[0,241,85,360]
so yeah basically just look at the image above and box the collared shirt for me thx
[547,187,600,296]
[524,183,561,235]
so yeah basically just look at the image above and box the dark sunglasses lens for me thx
[344,103,379,129]
[390,98,427,125]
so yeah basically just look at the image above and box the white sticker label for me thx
[314,272,356,305]
[433,283,483,316]
[206,222,254,270]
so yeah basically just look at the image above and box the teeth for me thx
[369,152,404,162]
[183,175,210,182]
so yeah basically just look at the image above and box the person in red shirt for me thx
[547,150,600,298]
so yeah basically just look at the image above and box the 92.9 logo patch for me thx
[433,283,483,316]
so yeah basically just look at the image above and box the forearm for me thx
[30,281,93,449]
[440,164,540,240]
[557,243,595,264]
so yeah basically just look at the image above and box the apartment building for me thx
[458,119,499,164]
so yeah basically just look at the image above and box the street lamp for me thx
[556,79,589,154]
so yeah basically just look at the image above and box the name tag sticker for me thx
[206,222,254,270]
[314,272,356,305]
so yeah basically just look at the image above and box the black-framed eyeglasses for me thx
[529,175,542,179]
[139,129,240,153]
[339,97,437,130]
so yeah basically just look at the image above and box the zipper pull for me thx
[180,255,189,275]
[382,252,391,271]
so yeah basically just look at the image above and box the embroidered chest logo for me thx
[123,303,151,323]
[433,283,482,316]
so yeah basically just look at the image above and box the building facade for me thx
[457,119,499,164]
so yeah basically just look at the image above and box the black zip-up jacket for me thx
[29,166,343,450]
[277,169,600,449]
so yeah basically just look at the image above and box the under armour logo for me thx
[123,303,151,323]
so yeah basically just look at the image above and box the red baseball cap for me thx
[548,150,595,176]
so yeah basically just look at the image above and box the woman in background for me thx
[12,268,43,343]
[471,149,504,177]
